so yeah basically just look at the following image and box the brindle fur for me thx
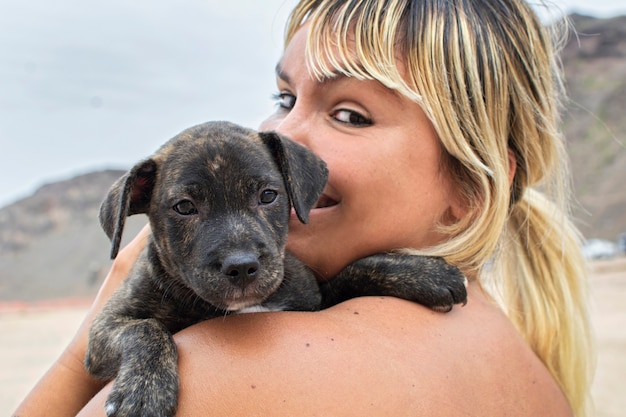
[85,121,467,417]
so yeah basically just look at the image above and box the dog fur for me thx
[85,121,466,417]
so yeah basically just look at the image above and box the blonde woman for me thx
[16,0,594,416]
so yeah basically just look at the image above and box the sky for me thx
[1,0,625,208]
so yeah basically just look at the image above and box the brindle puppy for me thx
[85,121,466,417]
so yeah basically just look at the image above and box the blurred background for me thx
[1,0,625,415]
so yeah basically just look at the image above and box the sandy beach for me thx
[2,258,625,416]
[1,301,90,414]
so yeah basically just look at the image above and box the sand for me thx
[1,301,89,414]
[2,258,625,416]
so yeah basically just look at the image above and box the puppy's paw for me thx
[105,366,179,417]
[424,257,467,312]
[323,253,467,312]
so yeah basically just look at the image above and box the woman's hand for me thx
[69,224,151,368]
[13,224,150,417]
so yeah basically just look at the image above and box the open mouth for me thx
[314,193,339,209]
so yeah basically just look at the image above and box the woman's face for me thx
[259,26,463,280]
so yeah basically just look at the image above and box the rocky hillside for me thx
[562,14,626,240]
[0,14,625,302]
[0,170,146,301]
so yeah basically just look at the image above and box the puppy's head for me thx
[99,121,328,310]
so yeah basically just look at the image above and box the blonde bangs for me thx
[285,0,423,103]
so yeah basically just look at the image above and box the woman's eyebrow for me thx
[275,63,291,83]
[275,61,339,86]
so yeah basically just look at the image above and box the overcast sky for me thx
[1,0,625,208]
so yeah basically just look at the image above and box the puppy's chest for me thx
[155,296,227,332]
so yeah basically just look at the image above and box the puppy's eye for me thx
[259,189,278,205]
[173,200,198,216]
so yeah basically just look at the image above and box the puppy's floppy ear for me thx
[99,159,158,259]
[259,131,329,224]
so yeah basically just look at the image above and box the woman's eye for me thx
[259,189,278,205]
[332,109,372,127]
[272,92,296,110]
[173,200,198,216]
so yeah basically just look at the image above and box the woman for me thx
[15,0,594,416]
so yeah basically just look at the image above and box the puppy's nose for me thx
[221,253,261,288]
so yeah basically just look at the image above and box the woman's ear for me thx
[448,191,469,223]
[446,148,517,223]
[507,148,517,188]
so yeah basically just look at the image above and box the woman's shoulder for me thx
[170,283,572,417]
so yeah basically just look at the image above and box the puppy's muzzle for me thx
[221,252,261,289]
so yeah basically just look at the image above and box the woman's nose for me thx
[260,108,312,149]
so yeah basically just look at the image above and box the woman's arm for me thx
[13,225,150,417]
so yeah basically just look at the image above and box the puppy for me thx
[85,121,466,417]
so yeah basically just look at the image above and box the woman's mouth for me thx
[290,192,339,223]
[314,194,339,209]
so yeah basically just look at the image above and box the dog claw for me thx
[104,401,118,417]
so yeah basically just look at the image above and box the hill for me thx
[0,14,625,302]
[562,14,626,240]
[0,171,146,301]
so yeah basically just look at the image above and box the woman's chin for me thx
[287,213,350,279]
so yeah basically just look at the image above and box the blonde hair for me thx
[285,0,594,415]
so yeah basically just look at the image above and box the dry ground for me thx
[2,258,625,416]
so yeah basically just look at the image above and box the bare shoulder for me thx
[171,282,572,417]
[76,283,572,416]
